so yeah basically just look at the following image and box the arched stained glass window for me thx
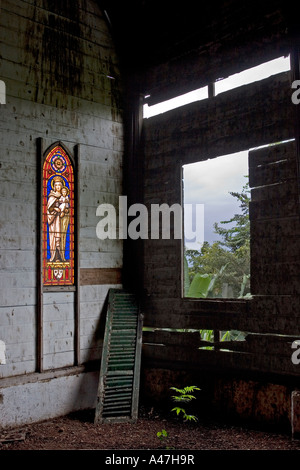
[42,144,75,286]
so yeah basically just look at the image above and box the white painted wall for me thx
[0,0,123,427]
[0,371,99,428]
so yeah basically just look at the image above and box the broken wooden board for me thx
[0,431,26,443]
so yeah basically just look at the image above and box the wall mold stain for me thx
[25,1,84,102]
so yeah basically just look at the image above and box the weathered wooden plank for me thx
[144,296,248,316]
[80,268,122,286]
[244,333,299,353]
[143,330,201,348]
[142,343,300,377]
[249,194,299,220]
[0,76,121,127]
[0,287,36,307]
[249,157,297,188]
[251,236,300,264]
[142,332,299,357]
[42,289,75,368]
[43,336,74,355]
[0,320,36,376]
[80,345,102,363]
[0,159,36,186]
[2,1,116,51]
[247,295,300,330]
[79,285,112,302]
[43,351,75,370]
[251,181,298,202]
[79,252,122,270]
[0,95,123,151]
[79,317,102,338]
[0,323,36,346]
[80,160,123,180]
[0,103,123,145]
[141,294,300,336]
[251,261,300,296]
[143,72,294,164]
[43,302,75,322]
[251,215,300,240]
[0,271,36,288]
[248,140,296,168]
[251,220,300,262]
[43,318,74,339]
[1,0,118,55]
[0,305,35,327]
[0,359,36,378]
[79,234,122,252]
[43,291,75,305]
[143,309,238,332]
[0,47,117,100]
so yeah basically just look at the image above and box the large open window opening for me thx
[182,151,251,300]
[143,55,290,118]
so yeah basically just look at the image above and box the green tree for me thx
[213,178,250,253]
[184,177,251,298]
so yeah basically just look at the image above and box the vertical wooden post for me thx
[291,47,300,220]
[214,330,220,350]
[122,84,145,294]
[74,144,80,366]
[208,82,216,98]
[37,137,44,373]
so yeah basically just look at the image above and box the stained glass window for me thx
[42,144,75,286]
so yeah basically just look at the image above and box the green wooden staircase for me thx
[94,289,143,423]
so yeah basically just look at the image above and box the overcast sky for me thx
[183,151,249,249]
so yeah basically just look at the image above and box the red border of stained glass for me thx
[42,145,75,286]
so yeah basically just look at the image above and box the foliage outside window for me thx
[184,177,251,300]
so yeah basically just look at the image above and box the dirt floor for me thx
[1,405,300,452]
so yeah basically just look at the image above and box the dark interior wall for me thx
[142,1,292,103]
[121,4,300,424]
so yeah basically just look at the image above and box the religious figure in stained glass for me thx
[42,144,75,286]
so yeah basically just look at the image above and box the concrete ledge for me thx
[0,369,99,429]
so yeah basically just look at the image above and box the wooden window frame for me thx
[37,139,80,372]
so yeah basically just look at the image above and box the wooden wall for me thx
[139,30,300,384]
[0,0,123,379]
[1,0,299,428]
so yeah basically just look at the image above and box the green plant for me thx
[170,386,200,422]
[185,263,228,298]
[157,429,168,442]
[155,386,200,448]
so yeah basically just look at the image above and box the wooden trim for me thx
[291,47,300,222]
[80,268,122,286]
[37,140,80,369]
[0,365,93,389]
[43,285,76,292]
[37,137,44,373]
[74,144,80,366]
